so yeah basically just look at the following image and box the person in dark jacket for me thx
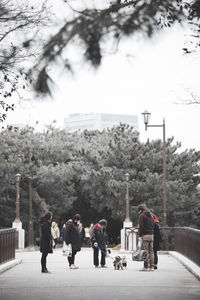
[91,219,108,268]
[65,214,81,269]
[79,222,86,246]
[151,213,163,270]
[40,212,53,273]
[138,205,154,271]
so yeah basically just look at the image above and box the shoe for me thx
[140,267,148,271]
[149,268,154,271]
[95,265,100,268]
[101,265,108,268]
[41,268,51,273]
[70,264,78,269]
[154,266,158,270]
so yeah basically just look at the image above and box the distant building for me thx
[64,113,139,132]
[7,123,24,131]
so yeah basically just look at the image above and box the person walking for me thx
[91,219,108,268]
[138,205,154,271]
[151,213,164,270]
[65,214,81,269]
[89,223,94,239]
[40,212,53,273]
[61,223,67,255]
[51,222,60,249]
[79,222,86,246]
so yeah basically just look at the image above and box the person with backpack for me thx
[151,213,164,270]
[91,219,108,268]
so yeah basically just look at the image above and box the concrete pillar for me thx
[12,221,25,249]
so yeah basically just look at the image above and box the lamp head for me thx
[125,173,130,182]
[15,173,21,183]
[142,110,151,130]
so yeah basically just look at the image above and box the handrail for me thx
[0,228,17,265]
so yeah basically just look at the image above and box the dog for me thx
[113,256,123,270]
[122,256,127,268]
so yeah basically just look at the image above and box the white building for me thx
[64,113,139,132]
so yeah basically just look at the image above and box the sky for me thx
[4,1,200,151]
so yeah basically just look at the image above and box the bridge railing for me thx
[0,228,17,265]
[125,226,200,267]
[173,227,200,267]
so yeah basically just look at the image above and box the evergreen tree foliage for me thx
[0,124,200,243]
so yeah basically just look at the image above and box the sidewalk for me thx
[0,248,200,300]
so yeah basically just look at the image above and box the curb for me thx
[169,251,200,281]
[0,258,22,274]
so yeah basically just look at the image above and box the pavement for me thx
[0,248,200,300]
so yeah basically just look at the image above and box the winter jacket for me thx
[153,222,163,251]
[80,227,86,244]
[65,221,81,251]
[61,228,66,241]
[138,211,154,237]
[40,217,53,253]
[51,225,60,240]
[91,224,108,249]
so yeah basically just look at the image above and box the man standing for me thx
[138,205,154,271]
[91,219,108,268]
[40,212,53,273]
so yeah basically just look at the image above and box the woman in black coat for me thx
[152,213,163,270]
[40,212,53,273]
[65,214,81,269]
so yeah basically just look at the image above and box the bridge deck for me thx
[0,248,200,300]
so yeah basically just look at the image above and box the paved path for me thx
[0,248,200,300]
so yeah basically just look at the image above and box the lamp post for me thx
[125,173,130,222]
[28,176,34,247]
[14,173,21,222]
[141,110,167,227]
[28,147,34,247]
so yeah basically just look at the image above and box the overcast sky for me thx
[5,1,200,151]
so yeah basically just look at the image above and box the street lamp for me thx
[28,176,34,247]
[14,173,21,222]
[141,111,167,227]
[125,173,130,222]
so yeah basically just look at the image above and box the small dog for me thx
[122,256,127,268]
[113,256,123,270]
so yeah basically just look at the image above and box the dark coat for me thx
[138,211,154,237]
[80,227,86,244]
[61,228,66,241]
[153,222,163,251]
[40,217,53,253]
[91,224,108,249]
[65,221,81,251]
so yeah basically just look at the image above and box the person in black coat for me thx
[65,214,81,269]
[40,212,53,273]
[151,213,164,270]
[79,222,86,246]
[91,219,108,268]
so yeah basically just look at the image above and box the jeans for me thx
[68,249,77,266]
[41,251,48,270]
[142,235,154,269]
[93,247,106,266]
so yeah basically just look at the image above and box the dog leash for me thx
[98,247,114,260]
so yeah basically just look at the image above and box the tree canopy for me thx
[31,0,200,94]
[1,0,200,96]
[0,124,200,244]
